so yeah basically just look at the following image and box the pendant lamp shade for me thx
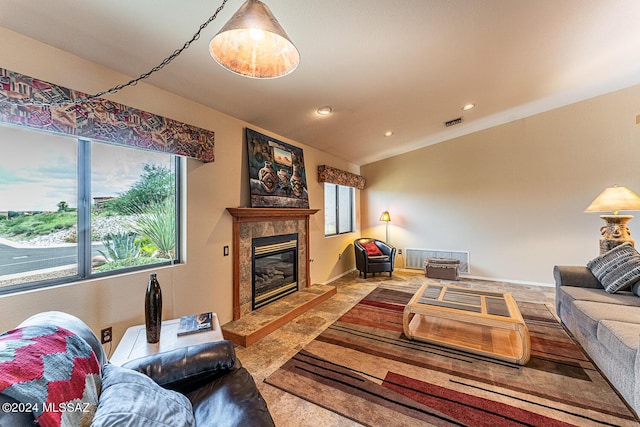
[209,0,300,78]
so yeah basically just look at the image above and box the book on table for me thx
[177,312,213,336]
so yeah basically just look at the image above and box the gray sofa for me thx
[554,265,640,415]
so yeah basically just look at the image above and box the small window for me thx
[324,183,355,236]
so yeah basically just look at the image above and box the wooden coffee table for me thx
[403,283,530,365]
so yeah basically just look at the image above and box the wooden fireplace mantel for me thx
[226,207,320,222]
[226,207,320,320]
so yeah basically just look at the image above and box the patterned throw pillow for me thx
[362,241,383,256]
[587,242,640,293]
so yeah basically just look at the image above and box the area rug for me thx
[265,284,639,426]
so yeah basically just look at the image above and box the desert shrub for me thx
[0,211,76,238]
[135,236,157,257]
[98,232,142,261]
[130,199,175,259]
[94,256,170,272]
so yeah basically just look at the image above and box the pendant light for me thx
[209,0,300,78]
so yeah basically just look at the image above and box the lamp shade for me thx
[209,0,300,78]
[584,185,640,214]
[380,211,391,222]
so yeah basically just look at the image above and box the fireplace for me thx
[224,208,337,346]
[227,207,319,320]
[252,234,298,310]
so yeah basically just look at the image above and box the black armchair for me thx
[354,238,397,279]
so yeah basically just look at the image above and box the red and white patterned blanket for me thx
[0,324,101,426]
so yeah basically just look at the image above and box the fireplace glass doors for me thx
[252,233,299,310]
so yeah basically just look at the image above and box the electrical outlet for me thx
[101,327,112,344]
[338,253,342,260]
[223,245,229,256]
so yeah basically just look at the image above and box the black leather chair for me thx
[0,311,275,427]
[354,238,397,279]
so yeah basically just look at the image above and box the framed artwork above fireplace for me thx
[246,128,309,208]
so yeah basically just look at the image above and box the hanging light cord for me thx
[15,0,229,107]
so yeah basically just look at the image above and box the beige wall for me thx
[361,85,640,285]
[0,28,360,344]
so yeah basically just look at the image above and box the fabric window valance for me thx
[0,67,215,162]
[317,165,365,190]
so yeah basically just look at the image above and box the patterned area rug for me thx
[265,284,639,426]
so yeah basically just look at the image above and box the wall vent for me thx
[444,117,463,127]
[405,248,470,274]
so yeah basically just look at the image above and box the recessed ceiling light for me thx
[462,103,475,111]
[384,131,394,137]
[317,106,333,115]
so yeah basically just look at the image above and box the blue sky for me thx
[0,125,170,212]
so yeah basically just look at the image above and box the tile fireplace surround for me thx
[226,208,320,320]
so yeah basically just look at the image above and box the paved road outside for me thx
[0,240,105,276]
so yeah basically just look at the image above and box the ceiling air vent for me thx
[444,117,463,127]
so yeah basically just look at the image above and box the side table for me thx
[110,313,223,366]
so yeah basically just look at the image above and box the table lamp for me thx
[380,211,391,242]
[584,185,640,254]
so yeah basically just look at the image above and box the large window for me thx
[0,125,180,293]
[324,183,355,236]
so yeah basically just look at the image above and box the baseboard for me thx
[320,268,555,288]
[398,268,554,288]
[319,268,357,285]
[460,274,554,287]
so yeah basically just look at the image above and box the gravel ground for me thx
[6,215,136,247]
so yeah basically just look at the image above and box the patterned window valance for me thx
[0,68,215,162]
[317,165,365,190]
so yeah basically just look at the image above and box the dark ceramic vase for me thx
[145,273,162,343]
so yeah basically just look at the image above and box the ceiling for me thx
[2,0,640,166]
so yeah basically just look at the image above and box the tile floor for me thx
[234,270,557,427]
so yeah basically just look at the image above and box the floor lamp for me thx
[380,211,391,243]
